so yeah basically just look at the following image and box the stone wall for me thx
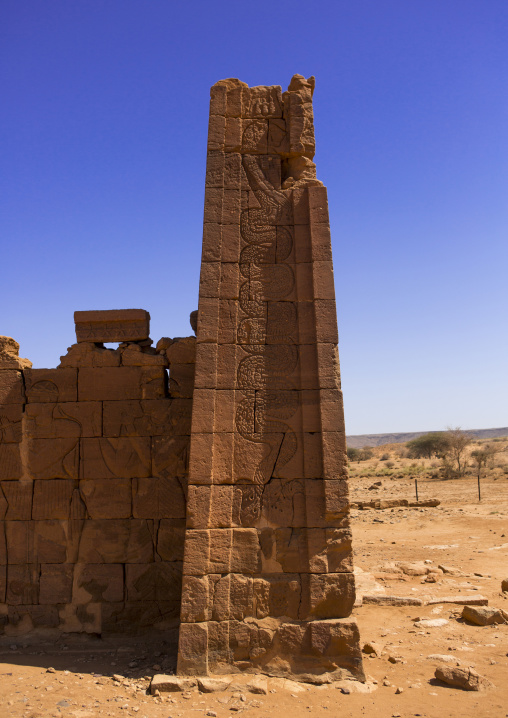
[0,316,195,637]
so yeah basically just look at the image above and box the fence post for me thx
[415,478,418,503]
[477,473,481,502]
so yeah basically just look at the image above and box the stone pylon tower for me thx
[177,76,363,681]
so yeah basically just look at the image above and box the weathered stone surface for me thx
[74,309,150,343]
[80,437,151,479]
[39,564,73,604]
[0,404,23,443]
[435,665,494,691]
[32,480,74,519]
[429,595,488,606]
[150,674,196,694]
[362,595,423,607]
[502,577,508,593]
[72,563,124,603]
[24,402,102,438]
[77,519,154,563]
[25,369,77,403]
[0,370,25,404]
[132,477,186,519]
[197,677,231,692]
[79,479,132,518]
[26,438,79,479]
[0,336,32,370]
[59,342,121,368]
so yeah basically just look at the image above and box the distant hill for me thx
[346,427,508,449]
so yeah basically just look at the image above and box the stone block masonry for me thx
[177,76,364,682]
[0,320,195,636]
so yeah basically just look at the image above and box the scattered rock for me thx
[205,712,217,717]
[501,578,508,593]
[427,654,460,663]
[245,677,268,695]
[335,680,377,694]
[46,667,56,673]
[461,605,508,626]
[150,675,196,694]
[362,642,383,656]
[413,618,449,628]
[437,564,464,576]
[363,595,423,606]
[435,665,494,691]
[198,677,232,693]
[395,687,404,694]
[382,679,391,687]
[397,562,431,576]
[388,656,403,664]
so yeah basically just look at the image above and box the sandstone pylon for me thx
[177,76,364,681]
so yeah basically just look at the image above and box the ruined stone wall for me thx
[0,315,194,637]
[177,77,364,681]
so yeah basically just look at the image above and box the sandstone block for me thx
[0,404,23,442]
[80,437,151,479]
[166,337,197,365]
[0,370,24,404]
[78,367,143,401]
[58,601,101,634]
[32,480,74,520]
[79,479,132,518]
[72,563,124,603]
[121,344,168,367]
[169,363,195,398]
[6,564,39,604]
[197,677,231,692]
[0,564,5,601]
[39,564,73,604]
[302,573,356,619]
[74,309,150,343]
[0,445,22,479]
[183,529,261,576]
[24,368,77,402]
[23,401,102,438]
[27,438,79,479]
[141,366,167,399]
[177,622,208,675]
[362,595,423,606]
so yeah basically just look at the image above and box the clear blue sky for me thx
[1,1,507,435]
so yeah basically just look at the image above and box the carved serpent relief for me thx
[235,153,299,524]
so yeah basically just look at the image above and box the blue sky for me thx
[1,1,507,434]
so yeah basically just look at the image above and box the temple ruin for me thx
[0,75,363,683]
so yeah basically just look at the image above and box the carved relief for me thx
[235,154,299,524]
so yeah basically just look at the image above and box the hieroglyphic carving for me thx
[235,154,299,524]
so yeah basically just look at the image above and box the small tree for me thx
[347,447,373,462]
[471,444,497,474]
[445,427,472,476]
[406,432,451,459]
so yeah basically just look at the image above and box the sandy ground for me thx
[1,474,507,718]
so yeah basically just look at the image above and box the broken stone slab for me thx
[245,677,268,695]
[408,499,440,507]
[396,562,433,576]
[434,665,494,691]
[461,605,508,626]
[428,595,488,606]
[150,674,196,694]
[0,336,32,370]
[197,677,232,693]
[59,342,120,368]
[74,309,150,344]
[363,595,424,606]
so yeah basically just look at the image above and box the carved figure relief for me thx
[235,154,299,524]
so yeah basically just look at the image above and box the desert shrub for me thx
[380,453,390,461]
[347,447,373,462]
[385,461,394,468]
